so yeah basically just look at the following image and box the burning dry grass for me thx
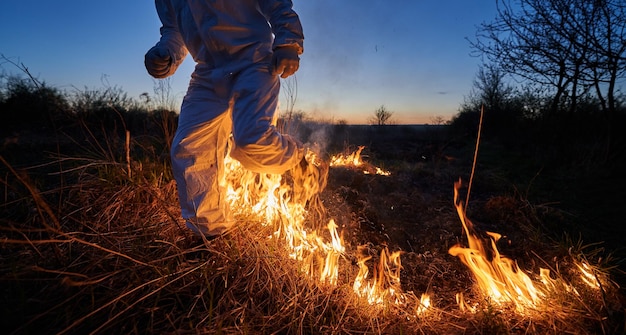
[1,144,624,334]
[0,154,418,334]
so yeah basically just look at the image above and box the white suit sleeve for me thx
[259,0,304,54]
[154,0,188,76]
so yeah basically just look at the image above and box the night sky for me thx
[1,0,499,124]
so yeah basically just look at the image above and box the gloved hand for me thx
[145,45,172,79]
[271,46,300,79]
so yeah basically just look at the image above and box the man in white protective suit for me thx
[145,0,317,238]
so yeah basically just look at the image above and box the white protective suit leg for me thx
[229,64,303,174]
[171,63,303,236]
[171,93,233,237]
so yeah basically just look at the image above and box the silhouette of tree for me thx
[470,0,626,116]
[369,105,394,125]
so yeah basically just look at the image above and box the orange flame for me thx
[330,146,390,176]
[447,179,607,313]
[448,179,542,311]
[224,151,343,284]
[224,147,429,312]
[576,261,601,289]
[416,293,431,315]
[353,246,405,305]
[319,219,345,285]
[455,292,475,313]
[223,143,607,317]
[330,146,365,167]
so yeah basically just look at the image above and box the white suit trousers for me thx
[171,63,302,236]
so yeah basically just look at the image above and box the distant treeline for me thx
[1,74,624,176]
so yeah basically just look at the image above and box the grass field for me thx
[1,120,625,334]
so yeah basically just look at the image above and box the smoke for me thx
[304,122,331,155]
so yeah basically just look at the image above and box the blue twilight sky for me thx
[0,1,499,124]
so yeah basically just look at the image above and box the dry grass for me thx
[1,137,625,334]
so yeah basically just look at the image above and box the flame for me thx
[448,179,543,311]
[353,246,405,305]
[416,293,431,315]
[447,179,607,313]
[330,146,390,176]
[224,146,400,293]
[576,260,601,289]
[223,150,599,317]
[225,141,611,319]
[319,219,345,285]
[455,292,475,313]
[221,146,422,313]
[224,150,343,284]
[330,146,365,167]
[365,167,392,176]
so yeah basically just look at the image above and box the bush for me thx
[0,77,70,134]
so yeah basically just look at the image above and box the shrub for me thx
[0,76,70,133]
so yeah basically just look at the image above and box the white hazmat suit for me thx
[145,0,305,236]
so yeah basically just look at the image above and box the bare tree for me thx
[470,0,626,115]
[279,76,302,135]
[587,0,626,116]
[281,76,298,120]
[429,115,447,125]
[369,105,394,125]
[153,77,177,111]
[1,54,43,89]
[472,64,515,112]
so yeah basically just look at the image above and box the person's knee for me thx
[232,124,273,148]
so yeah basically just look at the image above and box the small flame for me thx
[416,293,431,315]
[353,246,405,305]
[576,261,601,289]
[330,146,390,176]
[455,292,475,313]
[319,219,345,285]
[366,167,392,176]
[330,146,365,167]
